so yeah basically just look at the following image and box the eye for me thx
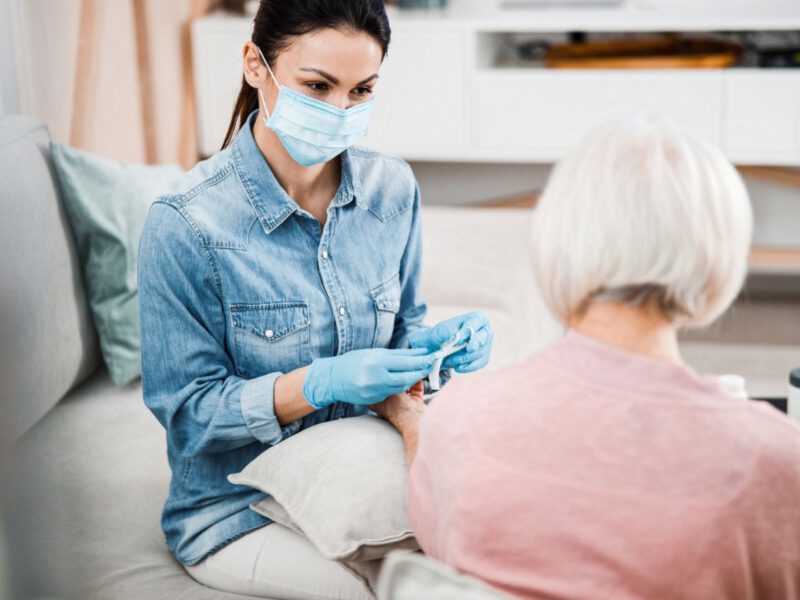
[306,82,329,92]
[352,86,374,98]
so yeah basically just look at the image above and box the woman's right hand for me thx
[302,347,437,410]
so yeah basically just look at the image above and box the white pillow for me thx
[228,415,419,562]
[377,552,513,600]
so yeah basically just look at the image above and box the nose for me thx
[329,92,350,111]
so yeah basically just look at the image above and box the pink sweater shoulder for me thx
[408,331,800,600]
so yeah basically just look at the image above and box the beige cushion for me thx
[229,415,418,562]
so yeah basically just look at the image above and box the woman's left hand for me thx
[409,311,493,373]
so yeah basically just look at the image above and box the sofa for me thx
[0,116,562,600]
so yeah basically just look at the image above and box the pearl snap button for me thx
[321,250,329,259]
[265,329,274,338]
[338,307,345,316]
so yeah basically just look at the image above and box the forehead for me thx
[279,27,383,78]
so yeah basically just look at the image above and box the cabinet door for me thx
[363,29,466,157]
[474,70,723,162]
[724,71,800,166]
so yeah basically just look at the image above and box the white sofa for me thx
[0,116,562,600]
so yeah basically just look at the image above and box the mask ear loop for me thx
[256,47,280,122]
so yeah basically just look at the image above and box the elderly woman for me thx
[372,117,800,599]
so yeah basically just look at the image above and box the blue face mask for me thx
[257,48,374,167]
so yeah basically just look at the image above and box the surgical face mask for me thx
[256,48,374,167]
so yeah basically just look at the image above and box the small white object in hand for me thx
[429,328,473,391]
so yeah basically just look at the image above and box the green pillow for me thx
[50,143,182,386]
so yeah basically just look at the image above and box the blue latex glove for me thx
[409,311,493,373]
[303,347,437,410]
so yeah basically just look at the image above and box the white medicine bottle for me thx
[719,374,749,399]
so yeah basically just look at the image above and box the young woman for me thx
[137,1,492,598]
[385,117,800,599]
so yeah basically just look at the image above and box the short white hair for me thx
[531,115,753,328]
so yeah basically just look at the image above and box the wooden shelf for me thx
[474,190,539,209]
[749,247,800,276]
[739,166,800,189]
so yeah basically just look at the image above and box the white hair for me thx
[531,115,753,328]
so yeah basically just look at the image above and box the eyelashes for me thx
[304,82,374,98]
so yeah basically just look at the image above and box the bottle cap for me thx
[791,368,800,388]
[719,374,747,398]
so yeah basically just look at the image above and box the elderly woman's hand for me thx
[370,381,426,466]
[369,380,425,426]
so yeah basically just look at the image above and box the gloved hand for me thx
[409,311,493,373]
[303,347,437,410]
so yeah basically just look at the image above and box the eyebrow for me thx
[299,67,379,87]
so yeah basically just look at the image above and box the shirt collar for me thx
[232,110,365,235]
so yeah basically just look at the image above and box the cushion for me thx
[0,116,100,448]
[377,552,512,600]
[229,414,419,562]
[50,142,182,386]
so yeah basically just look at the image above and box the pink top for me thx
[408,331,800,600]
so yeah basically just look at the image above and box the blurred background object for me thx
[2,0,214,168]
[397,0,449,9]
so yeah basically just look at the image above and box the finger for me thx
[389,346,435,356]
[464,327,488,352]
[445,343,491,369]
[426,324,456,347]
[441,351,469,370]
[387,368,434,390]
[442,342,485,367]
[454,354,490,373]
[459,312,488,333]
[383,352,437,372]
[410,324,450,345]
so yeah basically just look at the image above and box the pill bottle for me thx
[719,374,748,399]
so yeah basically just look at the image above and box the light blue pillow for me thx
[50,143,182,386]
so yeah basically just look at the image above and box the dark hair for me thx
[221,0,391,149]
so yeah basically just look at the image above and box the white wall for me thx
[0,0,19,117]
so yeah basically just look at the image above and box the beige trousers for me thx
[184,523,373,600]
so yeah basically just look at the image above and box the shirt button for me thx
[338,307,346,317]
[264,329,274,338]
[321,250,329,260]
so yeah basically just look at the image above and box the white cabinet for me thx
[192,11,800,165]
[474,70,723,161]
[364,29,467,157]
[723,71,800,166]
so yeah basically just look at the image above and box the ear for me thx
[243,42,268,89]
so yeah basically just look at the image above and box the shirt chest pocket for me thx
[231,301,311,378]
[369,273,401,348]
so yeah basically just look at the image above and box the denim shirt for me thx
[138,111,429,566]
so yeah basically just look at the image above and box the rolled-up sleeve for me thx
[138,201,299,457]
